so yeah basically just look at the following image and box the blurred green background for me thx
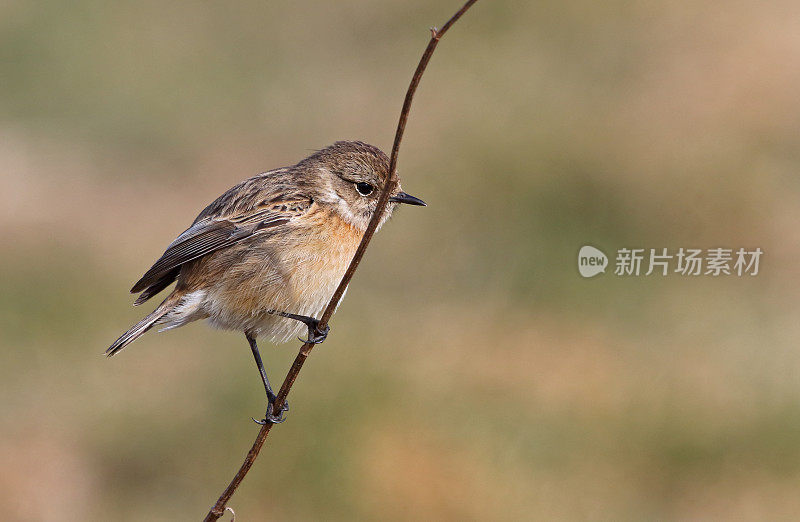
[2,0,800,520]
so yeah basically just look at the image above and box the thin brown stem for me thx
[203,1,478,519]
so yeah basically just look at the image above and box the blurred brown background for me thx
[2,0,800,520]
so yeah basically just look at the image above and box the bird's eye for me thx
[355,182,374,196]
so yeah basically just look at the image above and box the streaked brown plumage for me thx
[106,141,425,422]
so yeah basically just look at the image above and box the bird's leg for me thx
[271,310,330,344]
[246,333,289,424]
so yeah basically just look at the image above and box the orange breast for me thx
[283,206,363,311]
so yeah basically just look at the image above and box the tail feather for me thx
[106,296,177,356]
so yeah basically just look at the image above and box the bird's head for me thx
[298,141,426,231]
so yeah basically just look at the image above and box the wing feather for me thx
[133,267,180,306]
[130,191,310,297]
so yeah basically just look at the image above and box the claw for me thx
[252,409,287,425]
[252,413,285,425]
[252,398,289,425]
[299,323,330,345]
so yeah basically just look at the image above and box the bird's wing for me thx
[130,187,311,299]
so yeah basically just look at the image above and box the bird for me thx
[106,140,426,423]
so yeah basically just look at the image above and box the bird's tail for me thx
[106,293,180,357]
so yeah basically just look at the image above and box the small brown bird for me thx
[107,141,425,423]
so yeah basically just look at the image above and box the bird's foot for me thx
[272,311,330,345]
[252,399,290,425]
[298,320,330,345]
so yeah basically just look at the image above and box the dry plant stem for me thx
[203,1,478,520]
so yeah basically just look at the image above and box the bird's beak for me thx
[389,192,427,206]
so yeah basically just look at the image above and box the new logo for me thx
[578,245,608,278]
